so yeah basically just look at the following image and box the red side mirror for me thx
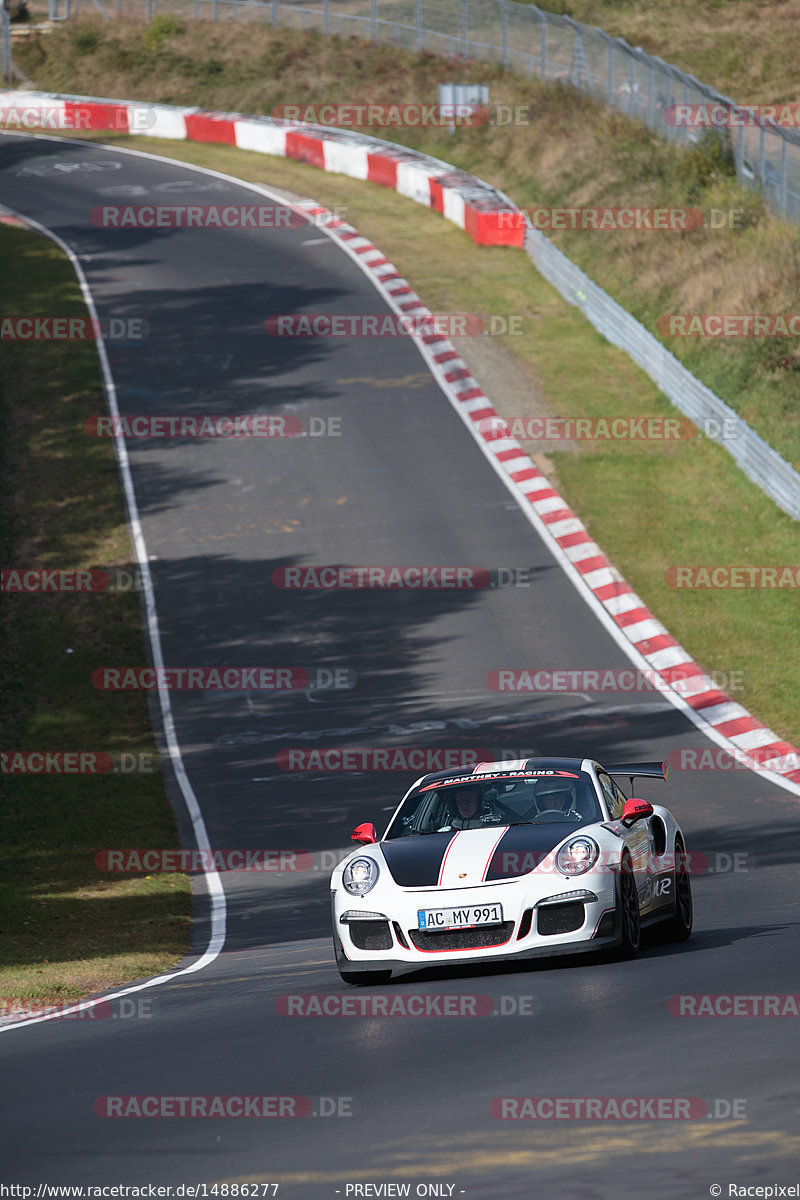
[351,822,377,845]
[621,798,654,826]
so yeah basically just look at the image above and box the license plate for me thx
[417,904,503,931]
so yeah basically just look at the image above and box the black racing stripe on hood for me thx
[380,833,457,887]
[485,824,579,880]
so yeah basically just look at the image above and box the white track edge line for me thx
[0,187,229,1032]
[1,132,797,1028]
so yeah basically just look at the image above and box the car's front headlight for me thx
[556,836,599,876]
[342,857,380,895]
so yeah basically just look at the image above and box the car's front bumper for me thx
[331,873,620,974]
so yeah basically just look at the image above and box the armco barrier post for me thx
[501,1,509,68]
[606,35,614,105]
[1,2,11,88]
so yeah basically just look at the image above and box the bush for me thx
[676,128,736,199]
[70,25,102,55]
[142,14,183,51]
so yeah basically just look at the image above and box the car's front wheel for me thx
[339,970,393,987]
[615,854,641,959]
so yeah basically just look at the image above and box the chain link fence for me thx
[47,0,800,226]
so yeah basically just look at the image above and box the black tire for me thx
[339,970,393,987]
[659,840,693,942]
[615,854,641,959]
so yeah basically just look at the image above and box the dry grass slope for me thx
[15,19,800,465]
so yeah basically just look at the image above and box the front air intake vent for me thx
[537,902,585,936]
[349,920,393,951]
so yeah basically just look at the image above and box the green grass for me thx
[4,8,800,994]
[18,0,800,107]
[0,223,191,1004]
[51,132,800,751]
[14,22,800,473]
[517,0,800,108]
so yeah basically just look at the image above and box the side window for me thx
[597,771,623,820]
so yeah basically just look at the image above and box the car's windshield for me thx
[383,769,603,839]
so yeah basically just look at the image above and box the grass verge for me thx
[15,0,800,108]
[0,221,191,1006]
[13,22,800,473]
[52,130,800,751]
[518,0,800,108]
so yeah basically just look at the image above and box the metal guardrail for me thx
[17,0,800,520]
[522,220,800,521]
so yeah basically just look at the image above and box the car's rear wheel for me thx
[615,854,641,959]
[660,840,693,942]
[339,970,393,986]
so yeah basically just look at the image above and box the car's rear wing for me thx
[606,761,669,786]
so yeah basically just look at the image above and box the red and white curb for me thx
[0,90,523,246]
[289,196,800,795]
[0,92,798,795]
[0,203,27,227]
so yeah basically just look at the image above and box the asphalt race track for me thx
[1,132,799,1199]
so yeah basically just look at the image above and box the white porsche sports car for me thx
[331,757,692,984]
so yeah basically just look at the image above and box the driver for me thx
[532,780,581,820]
[450,785,485,829]
[434,784,493,831]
